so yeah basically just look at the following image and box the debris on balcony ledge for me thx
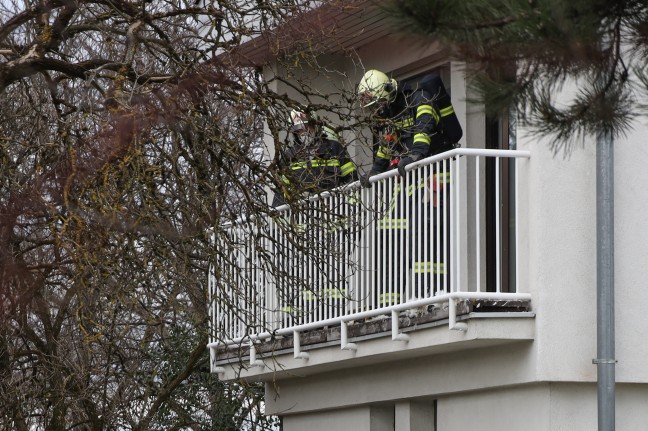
[214,299,531,363]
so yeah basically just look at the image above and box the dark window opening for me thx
[485,108,516,293]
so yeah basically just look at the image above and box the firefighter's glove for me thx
[397,154,421,177]
[359,174,372,189]
[359,170,378,188]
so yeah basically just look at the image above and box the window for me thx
[485,105,517,292]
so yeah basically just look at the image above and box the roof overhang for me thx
[222,0,392,67]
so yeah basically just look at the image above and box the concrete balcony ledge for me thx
[213,300,535,382]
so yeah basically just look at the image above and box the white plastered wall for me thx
[613,116,648,382]
[265,343,537,416]
[440,382,648,431]
[282,406,372,431]
[279,381,648,431]
[516,75,648,383]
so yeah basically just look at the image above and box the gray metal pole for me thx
[596,130,615,431]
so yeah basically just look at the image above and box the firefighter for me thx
[273,109,357,207]
[356,69,462,306]
[273,109,358,325]
[357,69,461,181]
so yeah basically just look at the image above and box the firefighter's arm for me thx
[361,126,393,187]
[339,151,358,183]
[410,90,439,158]
[328,135,358,183]
[282,135,301,165]
[421,73,463,143]
[372,130,398,173]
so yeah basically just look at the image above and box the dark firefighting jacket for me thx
[275,125,357,205]
[370,80,462,174]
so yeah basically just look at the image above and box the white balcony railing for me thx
[208,149,531,369]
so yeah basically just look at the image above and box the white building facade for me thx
[209,3,648,430]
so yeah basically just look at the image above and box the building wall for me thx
[282,406,373,431]
[518,127,598,383]
[279,382,648,431]
[283,402,436,431]
[439,384,551,431]
[516,86,648,384]
[265,343,537,415]
[613,123,648,383]
[440,382,648,431]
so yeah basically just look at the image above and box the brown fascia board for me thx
[220,0,391,67]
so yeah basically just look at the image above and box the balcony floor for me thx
[214,299,534,382]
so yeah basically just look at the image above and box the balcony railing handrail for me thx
[376,147,531,182]
[258,148,531,214]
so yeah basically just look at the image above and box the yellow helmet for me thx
[357,69,397,108]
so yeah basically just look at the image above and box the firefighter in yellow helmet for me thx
[272,108,358,206]
[357,69,462,184]
[357,69,462,307]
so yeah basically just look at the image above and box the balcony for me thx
[208,149,534,381]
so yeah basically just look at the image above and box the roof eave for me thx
[221,0,391,67]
